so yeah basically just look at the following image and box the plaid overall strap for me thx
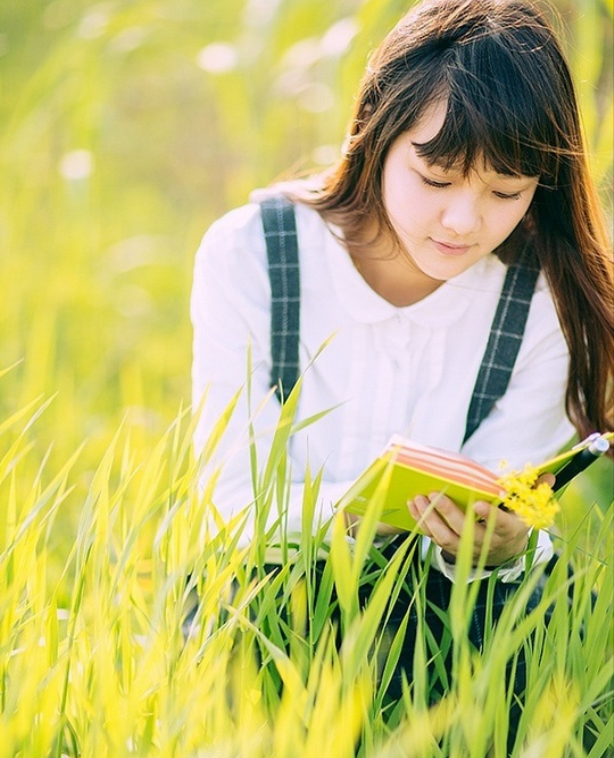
[463,249,540,443]
[260,196,301,403]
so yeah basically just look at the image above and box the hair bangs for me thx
[414,94,556,181]
[413,33,563,182]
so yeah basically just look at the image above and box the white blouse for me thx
[191,200,575,578]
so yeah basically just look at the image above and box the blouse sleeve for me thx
[190,205,350,548]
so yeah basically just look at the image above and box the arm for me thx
[191,206,352,547]
[405,281,573,578]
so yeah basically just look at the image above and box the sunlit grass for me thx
[0,390,612,757]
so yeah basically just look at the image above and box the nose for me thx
[440,191,482,237]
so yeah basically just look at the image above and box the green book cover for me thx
[336,432,613,531]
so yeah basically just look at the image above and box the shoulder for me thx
[197,194,329,261]
[249,179,333,245]
[197,203,266,260]
[194,202,268,288]
[191,204,270,313]
[193,198,332,303]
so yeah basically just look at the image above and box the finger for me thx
[408,498,422,526]
[408,496,433,534]
[474,500,512,530]
[472,503,531,565]
[474,501,529,542]
[473,500,500,524]
[412,495,461,554]
[536,472,555,488]
[428,491,466,534]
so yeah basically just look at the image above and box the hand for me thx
[408,492,530,567]
[537,472,556,488]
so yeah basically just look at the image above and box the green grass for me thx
[0,0,613,755]
[0,387,612,757]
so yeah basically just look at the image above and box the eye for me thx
[493,190,522,201]
[421,176,452,189]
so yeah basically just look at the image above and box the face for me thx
[381,101,539,282]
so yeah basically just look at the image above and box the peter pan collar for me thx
[324,225,500,328]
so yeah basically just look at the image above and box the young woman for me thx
[190,0,613,743]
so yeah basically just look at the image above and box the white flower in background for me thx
[59,149,94,180]
[196,43,238,74]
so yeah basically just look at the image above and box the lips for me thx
[432,239,473,256]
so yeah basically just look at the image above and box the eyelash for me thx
[493,190,522,201]
[421,177,451,189]
[420,176,522,201]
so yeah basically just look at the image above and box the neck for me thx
[347,225,442,306]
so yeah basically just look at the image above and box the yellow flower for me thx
[497,464,559,529]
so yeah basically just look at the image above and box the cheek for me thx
[384,175,432,224]
[494,201,532,239]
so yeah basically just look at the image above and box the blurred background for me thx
[1,0,612,572]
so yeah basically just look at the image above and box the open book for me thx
[336,432,613,531]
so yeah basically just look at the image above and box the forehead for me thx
[406,100,535,179]
[409,100,448,143]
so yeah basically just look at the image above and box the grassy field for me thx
[0,0,613,755]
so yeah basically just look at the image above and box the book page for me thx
[386,435,501,494]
